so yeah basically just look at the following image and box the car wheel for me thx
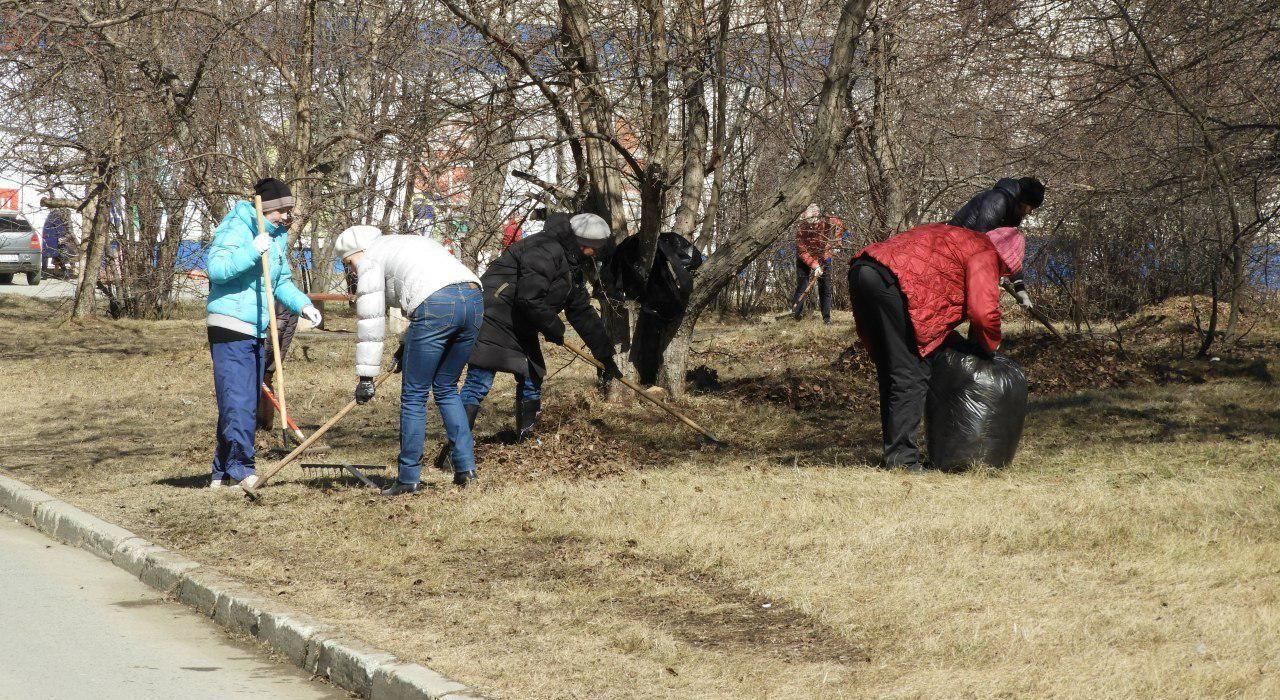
[0,273,13,285]
[26,270,41,286]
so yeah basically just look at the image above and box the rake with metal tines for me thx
[243,373,395,501]
[299,462,388,488]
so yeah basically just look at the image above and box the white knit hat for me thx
[333,225,382,261]
[570,213,611,249]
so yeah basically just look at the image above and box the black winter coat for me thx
[949,178,1030,291]
[468,213,614,378]
[610,232,704,320]
[948,178,1028,233]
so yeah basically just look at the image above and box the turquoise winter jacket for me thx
[205,201,311,337]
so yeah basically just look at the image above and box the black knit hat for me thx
[1017,177,1045,208]
[254,178,295,212]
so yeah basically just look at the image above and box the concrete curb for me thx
[0,471,482,699]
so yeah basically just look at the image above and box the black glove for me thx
[543,324,566,345]
[391,343,405,374]
[355,377,376,404]
[599,357,624,381]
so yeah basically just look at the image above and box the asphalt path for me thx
[0,277,211,302]
[0,277,76,300]
[0,515,344,700]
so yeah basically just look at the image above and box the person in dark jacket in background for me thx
[458,212,623,443]
[849,224,1024,473]
[791,204,842,323]
[610,231,704,386]
[257,304,299,432]
[949,177,1044,309]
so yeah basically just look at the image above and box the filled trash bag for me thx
[926,337,1028,469]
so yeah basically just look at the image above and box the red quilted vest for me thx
[858,223,1005,356]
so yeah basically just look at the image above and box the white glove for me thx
[252,231,271,254]
[1015,290,1033,309]
[301,305,322,327]
[813,265,824,277]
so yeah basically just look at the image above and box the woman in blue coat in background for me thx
[204,178,321,490]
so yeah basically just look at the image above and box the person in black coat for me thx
[458,212,622,442]
[609,231,703,385]
[949,176,1045,308]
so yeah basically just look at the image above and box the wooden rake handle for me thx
[244,373,395,500]
[776,272,820,319]
[254,196,291,437]
[559,341,723,445]
[1001,280,1064,341]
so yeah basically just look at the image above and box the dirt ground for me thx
[2,294,1279,698]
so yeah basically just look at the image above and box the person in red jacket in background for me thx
[501,217,524,249]
[791,204,842,323]
[849,224,1024,472]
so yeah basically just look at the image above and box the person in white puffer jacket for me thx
[333,225,484,494]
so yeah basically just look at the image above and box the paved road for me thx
[0,516,345,700]
[0,277,210,302]
[0,277,75,299]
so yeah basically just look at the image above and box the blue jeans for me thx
[460,366,542,407]
[397,284,484,484]
[209,333,265,481]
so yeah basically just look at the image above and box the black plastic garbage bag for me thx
[926,337,1028,469]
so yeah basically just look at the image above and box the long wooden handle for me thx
[255,196,290,437]
[560,341,722,444]
[246,373,395,498]
[306,292,355,302]
[776,273,820,318]
[1001,281,1064,341]
[796,271,820,308]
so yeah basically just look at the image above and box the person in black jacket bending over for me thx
[610,231,703,386]
[949,176,1045,309]
[458,212,623,443]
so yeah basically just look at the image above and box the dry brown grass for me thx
[2,294,1279,698]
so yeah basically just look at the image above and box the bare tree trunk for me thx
[854,10,907,238]
[559,0,627,227]
[671,8,709,239]
[72,187,111,319]
[71,106,124,319]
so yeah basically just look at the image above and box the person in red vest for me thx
[791,204,842,323]
[501,217,523,249]
[849,224,1024,472]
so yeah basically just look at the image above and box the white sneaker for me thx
[233,474,259,491]
[210,479,226,489]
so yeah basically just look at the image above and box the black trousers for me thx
[630,309,682,386]
[792,258,832,320]
[849,260,930,467]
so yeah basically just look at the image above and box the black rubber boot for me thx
[381,482,420,497]
[434,403,481,473]
[453,470,476,487]
[515,399,541,443]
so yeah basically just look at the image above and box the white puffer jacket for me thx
[354,235,481,376]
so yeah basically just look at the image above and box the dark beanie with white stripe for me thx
[254,178,295,212]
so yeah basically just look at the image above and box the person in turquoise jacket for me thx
[205,178,321,490]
